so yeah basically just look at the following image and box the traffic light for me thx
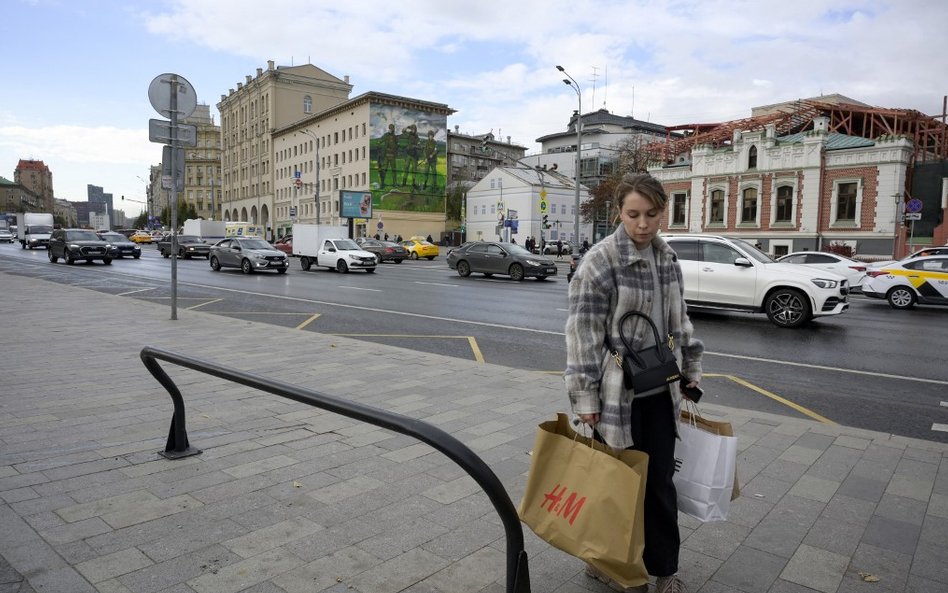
[542,214,549,229]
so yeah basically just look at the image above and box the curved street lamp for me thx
[556,65,582,244]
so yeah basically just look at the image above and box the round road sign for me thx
[906,198,923,213]
[148,73,197,120]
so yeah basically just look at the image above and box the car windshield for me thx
[733,239,775,263]
[177,235,202,244]
[505,244,533,256]
[66,231,100,241]
[100,233,125,242]
[30,225,53,233]
[381,241,399,247]
[334,239,360,250]
[237,239,272,250]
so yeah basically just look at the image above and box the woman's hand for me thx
[578,413,600,426]
[682,380,702,403]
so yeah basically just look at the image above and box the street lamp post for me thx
[297,129,321,225]
[557,65,582,244]
[135,175,151,228]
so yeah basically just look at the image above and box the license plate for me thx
[545,267,556,273]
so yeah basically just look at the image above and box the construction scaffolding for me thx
[646,97,948,166]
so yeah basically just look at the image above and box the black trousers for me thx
[627,392,680,577]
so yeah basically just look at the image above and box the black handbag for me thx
[610,311,681,393]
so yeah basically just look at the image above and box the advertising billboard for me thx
[339,190,373,219]
[369,104,447,213]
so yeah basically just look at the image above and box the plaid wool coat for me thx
[564,226,704,449]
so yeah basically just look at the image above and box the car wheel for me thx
[209,256,221,271]
[509,263,525,281]
[277,268,287,274]
[456,260,471,277]
[336,260,349,273]
[886,286,916,309]
[241,259,254,274]
[765,288,810,328]
[179,249,188,259]
[48,250,57,263]
[64,251,74,265]
[300,257,312,271]
[103,258,112,265]
[410,252,418,260]
[161,250,170,258]
[376,255,383,265]
[133,254,141,259]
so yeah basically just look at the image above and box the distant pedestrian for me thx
[582,239,590,253]
[426,234,433,243]
[374,232,380,240]
[384,233,389,241]
[556,239,563,259]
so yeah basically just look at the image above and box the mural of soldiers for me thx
[378,123,398,187]
[402,124,420,187]
[422,129,439,191]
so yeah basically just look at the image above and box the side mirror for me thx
[328,247,336,253]
[734,257,752,267]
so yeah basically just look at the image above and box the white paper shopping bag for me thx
[673,418,738,522]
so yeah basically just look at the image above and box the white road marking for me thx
[415,281,458,287]
[556,308,568,312]
[338,286,381,292]
[941,401,948,408]
[932,424,948,433]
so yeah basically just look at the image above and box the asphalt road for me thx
[2,242,946,443]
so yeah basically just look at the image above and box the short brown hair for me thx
[614,173,668,211]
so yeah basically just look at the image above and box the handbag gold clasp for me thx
[667,333,675,351]
[612,351,623,368]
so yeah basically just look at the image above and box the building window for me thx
[748,145,757,169]
[708,189,724,224]
[836,182,857,221]
[303,96,312,114]
[671,192,687,226]
[775,185,793,223]
[741,187,758,223]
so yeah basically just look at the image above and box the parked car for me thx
[356,238,408,263]
[542,241,573,256]
[98,231,142,259]
[273,235,293,256]
[0,229,14,243]
[776,251,867,291]
[47,228,113,265]
[861,255,948,309]
[400,238,439,260]
[129,231,153,244]
[447,241,557,281]
[663,234,850,328]
[867,246,948,271]
[209,237,289,274]
[157,235,211,259]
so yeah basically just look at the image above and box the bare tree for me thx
[580,136,652,224]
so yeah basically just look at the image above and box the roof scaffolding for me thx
[646,97,948,165]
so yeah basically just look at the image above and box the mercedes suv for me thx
[663,234,849,328]
[48,229,113,265]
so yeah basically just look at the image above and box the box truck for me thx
[17,212,54,249]
[292,224,377,273]
[181,219,226,244]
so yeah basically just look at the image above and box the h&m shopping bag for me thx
[674,408,739,521]
[518,413,649,588]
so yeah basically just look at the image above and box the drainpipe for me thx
[816,148,826,251]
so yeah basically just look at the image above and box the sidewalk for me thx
[1,272,946,593]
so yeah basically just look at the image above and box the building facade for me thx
[86,185,114,227]
[14,159,54,212]
[466,165,592,246]
[447,129,527,190]
[181,105,223,221]
[1,176,45,214]
[648,116,914,258]
[272,92,454,240]
[217,61,353,239]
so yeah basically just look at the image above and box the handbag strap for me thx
[617,310,672,366]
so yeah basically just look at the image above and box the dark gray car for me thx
[209,237,288,274]
[48,229,112,265]
[446,241,557,281]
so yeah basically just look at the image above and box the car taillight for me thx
[849,265,866,272]
[866,270,888,278]
[385,248,393,253]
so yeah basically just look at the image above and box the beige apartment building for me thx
[217,61,353,238]
[181,105,222,220]
[273,92,454,240]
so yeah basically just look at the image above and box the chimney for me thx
[454,125,459,133]
[813,116,830,133]
[507,136,511,144]
[237,82,243,90]
[256,68,262,77]
[344,75,350,84]
[245,75,252,84]
[267,60,275,70]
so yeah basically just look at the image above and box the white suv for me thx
[663,234,850,328]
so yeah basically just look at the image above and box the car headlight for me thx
[69,244,80,249]
[810,278,839,289]
[525,259,542,266]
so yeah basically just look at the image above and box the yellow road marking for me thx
[331,334,486,364]
[296,313,321,330]
[467,336,485,364]
[705,373,836,424]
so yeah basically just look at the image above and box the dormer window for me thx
[303,95,312,114]
[748,145,758,169]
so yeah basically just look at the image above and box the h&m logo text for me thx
[540,483,587,525]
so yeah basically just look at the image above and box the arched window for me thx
[303,95,312,114]
[748,145,758,169]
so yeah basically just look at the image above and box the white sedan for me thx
[776,251,868,290]
[862,255,948,309]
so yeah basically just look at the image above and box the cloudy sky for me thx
[2,0,946,219]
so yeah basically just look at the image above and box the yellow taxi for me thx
[400,238,439,260]
[861,255,948,309]
[129,231,154,244]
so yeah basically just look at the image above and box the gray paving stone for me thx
[117,545,241,593]
[846,542,912,592]
[861,514,921,555]
[779,544,848,593]
[874,493,927,525]
[711,545,787,593]
[682,520,751,561]
[836,473,887,503]
[909,541,948,584]
[802,515,865,556]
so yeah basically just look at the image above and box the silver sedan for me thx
[209,237,289,274]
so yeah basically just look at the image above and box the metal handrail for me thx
[141,346,530,593]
